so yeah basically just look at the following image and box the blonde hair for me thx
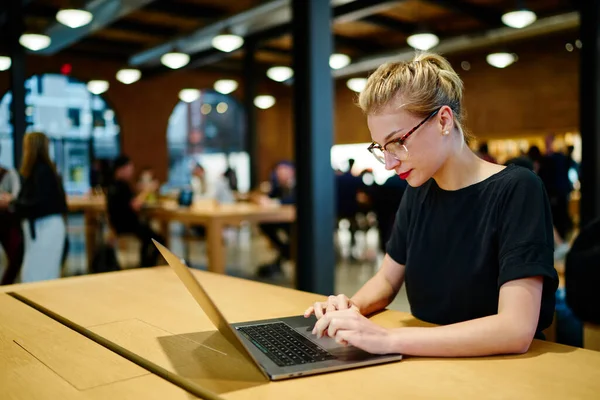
[358,52,472,142]
[20,132,57,178]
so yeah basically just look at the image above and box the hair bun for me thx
[413,51,454,72]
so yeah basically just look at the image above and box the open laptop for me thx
[153,240,403,381]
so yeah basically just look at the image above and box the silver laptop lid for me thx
[152,239,268,378]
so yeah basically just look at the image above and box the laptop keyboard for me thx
[237,322,336,367]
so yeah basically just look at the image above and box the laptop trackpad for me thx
[286,316,379,361]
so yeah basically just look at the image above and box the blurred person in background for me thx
[190,163,212,201]
[537,135,572,242]
[477,142,497,164]
[254,161,295,277]
[1,132,67,282]
[0,142,24,285]
[336,159,361,253]
[137,166,159,203]
[224,166,239,192]
[106,155,163,267]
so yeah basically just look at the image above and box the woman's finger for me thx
[303,306,314,318]
[336,294,350,310]
[314,302,325,319]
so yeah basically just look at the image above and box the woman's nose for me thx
[384,151,401,171]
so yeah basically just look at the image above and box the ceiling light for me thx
[213,79,238,94]
[201,104,212,115]
[501,9,537,29]
[87,80,109,95]
[330,53,351,69]
[0,56,11,71]
[116,68,141,84]
[19,33,51,51]
[486,52,517,69]
[179,89,200,103]
[211,34,244,53]
[346,77,367,93]
[266,66,293,82]
[254,95,276,110]
[216,102,228,114]
[406,32,439,51]
[161,52,190,69]
[56,9,93,29]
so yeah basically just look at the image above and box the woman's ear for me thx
[438,106,455,134]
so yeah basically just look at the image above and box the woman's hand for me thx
[312,309,394,354]
[304,294,360,320]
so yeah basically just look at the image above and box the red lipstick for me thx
[398,169,412,180]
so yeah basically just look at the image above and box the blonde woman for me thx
[12,132,67,282]
[305,53,558,357]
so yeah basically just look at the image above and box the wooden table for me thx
[67,196,107,269]
[67,196,295,274]
[0,291,211,399]
[146,202,295,274]
[6,268,600,399]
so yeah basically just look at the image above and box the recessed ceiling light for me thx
[87,80,109,95]
[254,95,276,109]
[407,32,439,50]
[179,88,201,103]
[346,77,367,93]
[213,79,238,94]
[266,66,294,82]
[115,69,141,84]
[211,34,244,53]
[486,52,517,69]
[501,9,537,29]
[56,9,93,29]
[161,52,190,69]
[19,34,51,51]
[0,56,11,71]
[330,53,351,69]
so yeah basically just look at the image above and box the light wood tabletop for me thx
[0,292,218,400]
[7,267,600,400]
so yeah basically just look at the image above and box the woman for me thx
[12,132,67,282]
[305,52,558,357]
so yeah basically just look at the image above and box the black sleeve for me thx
[497,169,558,290]
[385,187,411,265]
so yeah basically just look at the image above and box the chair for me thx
[105,229,141,269]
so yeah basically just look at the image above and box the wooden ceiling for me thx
[1,0,579,76]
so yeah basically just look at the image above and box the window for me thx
[0,74,121,194]
[167,89,249,192]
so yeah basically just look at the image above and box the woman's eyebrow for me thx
[384,127,405,142]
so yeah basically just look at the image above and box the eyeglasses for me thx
[367,107,441,164]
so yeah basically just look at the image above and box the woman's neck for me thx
[433,138,503,191]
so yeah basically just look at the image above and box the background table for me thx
[67,196,295,274]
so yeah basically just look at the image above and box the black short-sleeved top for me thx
[106,180,140,233]
[386,164,558,337]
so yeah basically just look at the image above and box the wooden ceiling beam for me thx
[361,14,417,34]
[420,0,503,27]
[142,0,228,20]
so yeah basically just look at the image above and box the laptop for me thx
[153,240,403,381]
